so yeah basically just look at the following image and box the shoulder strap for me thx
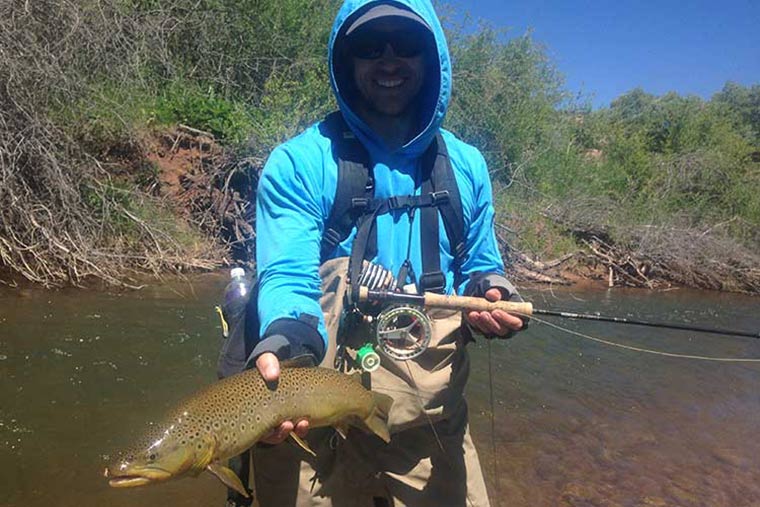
[320,112,466,294]
[431,133,466,262]
[418,133,466,293]
[320,112,375,263]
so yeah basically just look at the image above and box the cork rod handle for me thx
[423,292,534,316]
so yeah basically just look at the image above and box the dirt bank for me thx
[2,126,757,295]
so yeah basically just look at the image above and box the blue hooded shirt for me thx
[255,0,506,354]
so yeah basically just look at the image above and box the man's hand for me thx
[255,352,309,444]
[465,287,524,337]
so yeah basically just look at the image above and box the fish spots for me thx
[112,366,384,480]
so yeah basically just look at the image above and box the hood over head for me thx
[329,0,451,158]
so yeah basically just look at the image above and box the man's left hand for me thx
[255,352,310,445]
[465,287,524,337]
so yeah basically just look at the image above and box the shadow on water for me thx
[1,278,758,506]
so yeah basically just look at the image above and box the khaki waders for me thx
[252,258,491,507]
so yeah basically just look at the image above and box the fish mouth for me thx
[104,466,173,488]
[108,476,154,488]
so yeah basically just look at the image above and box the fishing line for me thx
[487,339,499,507]
[482,312,758,507]
[402,362,484,507]
[526,314,760,363]
[403,361,446,454]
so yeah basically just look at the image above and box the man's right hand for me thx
[255,352,310,444]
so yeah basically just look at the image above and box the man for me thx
[247,1,525,505]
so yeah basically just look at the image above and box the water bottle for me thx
[222,267,251,338]
[219,268,255,500]
[217,267,253,378]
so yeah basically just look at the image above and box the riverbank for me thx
[1,125,758,295]
[1,0,757,293]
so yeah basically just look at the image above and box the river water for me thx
[0,275,758,507]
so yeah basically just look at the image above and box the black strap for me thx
[430,133,466,264]
[320,112,375,263]
[319,112,466,293]
[418,133,465,293]
[348,204,383,303]
[419,138,442,292]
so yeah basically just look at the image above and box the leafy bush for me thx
[152,83,255,144]
[1,0,757,288]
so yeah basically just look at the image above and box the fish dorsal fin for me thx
[281,355,316,369]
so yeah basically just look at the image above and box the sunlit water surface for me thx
[0,275,758,507]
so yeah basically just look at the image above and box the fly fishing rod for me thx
[357,287,760,339]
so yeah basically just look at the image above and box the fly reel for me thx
[375,305,432,361]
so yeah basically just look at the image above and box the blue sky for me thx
[445,0,760,108]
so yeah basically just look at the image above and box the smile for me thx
[375,79,405,88]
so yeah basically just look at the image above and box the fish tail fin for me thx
[361,391,393,443]
[373,391,394,421]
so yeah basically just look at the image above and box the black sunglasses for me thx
[347,30,429,59]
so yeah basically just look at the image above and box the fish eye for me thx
[149,453,157,461]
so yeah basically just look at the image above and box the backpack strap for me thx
[319,111,466,295]
[418,133,466,293]
[319,112,376,263]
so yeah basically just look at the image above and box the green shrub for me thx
[152,83,255,144]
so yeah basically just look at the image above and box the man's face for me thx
[349,19,428,118]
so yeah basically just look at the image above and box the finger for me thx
[465,310,480,327]
[470,311,503,335]
[271,421,293,442]
[256,352,281,383]
[484,288,503,302]
[493,310,524,331]
[479,311,505,335]
[294,419,310,438]
[261,421,293,444]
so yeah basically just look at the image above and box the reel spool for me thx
[375,306,433,361]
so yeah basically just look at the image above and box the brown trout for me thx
[104,365,393,497]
